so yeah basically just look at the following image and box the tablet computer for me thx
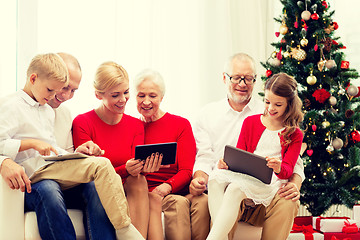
[223,145,273,184]
[135,142,177,165]
[43,153,88,161]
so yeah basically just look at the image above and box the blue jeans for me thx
[25,180,116,240]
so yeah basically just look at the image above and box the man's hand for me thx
[75,141,105,156]
[189,176,207,196]
[152,183,172,197]
[278,182,300,201]
[0,158,31,193]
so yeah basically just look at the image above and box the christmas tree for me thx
[261,0,360,216]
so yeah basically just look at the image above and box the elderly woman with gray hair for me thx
[134,69,196,240]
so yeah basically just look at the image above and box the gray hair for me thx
[134,69,166,96]
[223,53,256,75]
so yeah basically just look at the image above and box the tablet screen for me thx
[135,142,177,165]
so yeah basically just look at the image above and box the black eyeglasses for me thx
[225,73,256,85]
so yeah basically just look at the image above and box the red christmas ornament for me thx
[277,47,283,60]
[266,70,273,77]
[311,13,319,20]
[312,89,331,104]
[333,22,339,30]
[314,44,319,51]
[350,130,360,143]
[280,38,286,44]
[275,32,280,37]
[322,1,328,8]
[312,125,317,131]
[294,21,299,28]
[341,61,349,69]
[306,149,313,156]
[332,40,339,45]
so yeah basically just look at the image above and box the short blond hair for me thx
[27,53,69,84]
[94,61,129,93]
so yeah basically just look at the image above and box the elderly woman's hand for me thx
[126,158,144,177]
[217,158,228,170]
[152,183,172,197]
[142,152,165,173]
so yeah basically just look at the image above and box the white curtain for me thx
[4,0,277,123]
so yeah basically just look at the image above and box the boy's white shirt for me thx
[0,90,67,177]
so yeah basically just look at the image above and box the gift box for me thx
[354,205,360,226]
[323,232,360,240]
[295,216,314,226]
[342,219,358,233]
[288,224,324,240]
[313,217,356,232]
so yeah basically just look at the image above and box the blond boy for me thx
[0,53,143,240]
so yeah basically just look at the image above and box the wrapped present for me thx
[342,220,358,234]
[288,224,324,240]
[295,216,314,226]
[354,205,360,226]
[313,217,356,232]
[323,231,360,240]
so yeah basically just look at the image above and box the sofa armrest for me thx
[0,174,25,240]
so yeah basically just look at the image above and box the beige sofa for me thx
[0,173,263,240]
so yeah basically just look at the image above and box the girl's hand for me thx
[125,158,144,176]
[152,183,172,197]
[266,156,281,174]
[142,152,164,173]
[217,158,228,170]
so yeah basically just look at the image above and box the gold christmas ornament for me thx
[317,59,326,71]
[301,10,311,21]
[300,38,309,47]
[283,52,291,58]
[291,46,306,61]
[325,59,336,69]
[322,121,330,128]
[328,96,337,106]
[306,74,317,85]
[279,24,288,35]
[270,58,281,67]
[332,138,344,150]
[271,51,277,58]
[347,85,359,96]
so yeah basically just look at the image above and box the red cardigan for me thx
[72,110,144,179]
[236,114,303,179]
[143,113,196,194]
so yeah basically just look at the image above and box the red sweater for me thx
[143,113,196,194]
[72,110,144,179]
[236,114,303,179]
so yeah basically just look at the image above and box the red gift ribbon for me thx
[331,237,352,240]
[291,224,315,240]
[342,219,358,233]
[315,216,350,231]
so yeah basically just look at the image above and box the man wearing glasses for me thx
[186,53,305,240]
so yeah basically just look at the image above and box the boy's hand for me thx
[266,156,281,174]
[217,158,228,169]
[0,158,31,193]
[75,141,105,156]
[21,139,58,156]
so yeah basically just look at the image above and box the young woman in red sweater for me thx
[134,69,196,240]
[207,73,304,240]
[72,62,158,238]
